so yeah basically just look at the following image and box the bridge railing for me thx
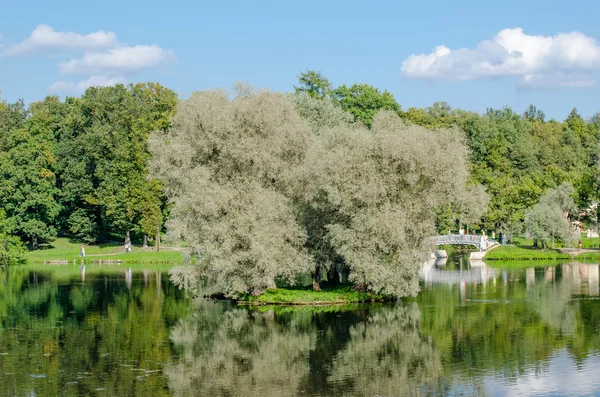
[431,234,496,251]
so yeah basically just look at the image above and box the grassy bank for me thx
[574,252,600,261]
[233,285,392,305]
[27,238,184,264]
[484,245,571,261]
[484,240,600,262]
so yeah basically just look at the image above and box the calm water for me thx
[2,261,600,396]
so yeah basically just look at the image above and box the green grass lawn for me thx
[484,245,571,261]
[485,235,600,261]
[511,235,600,249]
[27,237,184,264]
[236,285,391,305]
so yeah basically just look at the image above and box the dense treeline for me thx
[1,71,598,295]
[0,83,177,260]
[294,70,600,236]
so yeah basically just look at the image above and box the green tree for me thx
[523,104,545,122]
[150,88,313,297]
[152,88,471,297]
[0,210,25,264]
[331,83,400,127]
[294,69,332,99]
[0,98,62,248]
[0,98,28,151]
[55,83,177,243]
[525,182,577,248]
[452,184,490,233]
[318,111,469,295]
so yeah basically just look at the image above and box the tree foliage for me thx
[0,98,61,248]
[2,72,600,265]
[331,83,401,128]
[0,210,26,264]
[294,69,332,99]
[150,89,314,297]
[151,88,471,297]
[0,83,177,248]
[525,182,577,248]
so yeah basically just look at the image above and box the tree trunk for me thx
[31,235,38,250]
[551,233,555,249]
[156,230,160,252]
[124,231,131,246]
[312,264,322,292]
[143,234,148,248]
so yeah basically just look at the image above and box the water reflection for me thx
[484,351,600,396]
[165,302,449,397]
[419,258,499,285]
[0,265,190,397]
[2,262,600,396]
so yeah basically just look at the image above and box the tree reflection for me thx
[166,302,450,396]
[418,263,600,379]
[327,303,446,396]
[4,262,600,396]
[166,303,313,396]
[0,265,191,397]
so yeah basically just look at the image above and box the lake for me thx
[1,260,600,396]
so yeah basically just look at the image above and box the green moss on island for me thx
[230,285,393,305]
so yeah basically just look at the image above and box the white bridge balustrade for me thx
[431,234,497,252]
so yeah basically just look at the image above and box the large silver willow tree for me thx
[150,88,472,297]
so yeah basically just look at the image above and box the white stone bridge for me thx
[432,234,497,252]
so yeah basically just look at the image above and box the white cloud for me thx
[401,28,600,88]
[3,24,117,56]
[518,72,596,89]
[5,24,176,94]
[48,75,128,93]
[59,45,176,75]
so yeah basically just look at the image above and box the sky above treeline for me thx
[1,0,600,120]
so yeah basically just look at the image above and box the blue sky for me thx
[1,0,600,120]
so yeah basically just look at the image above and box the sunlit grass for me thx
[485,234,600,261]
[26,237,184,264]
[484,245,571,261]
[237,285,392,305]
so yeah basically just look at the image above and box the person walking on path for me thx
[79,245,85,257]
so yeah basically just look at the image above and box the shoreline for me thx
[484,244,600,261]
